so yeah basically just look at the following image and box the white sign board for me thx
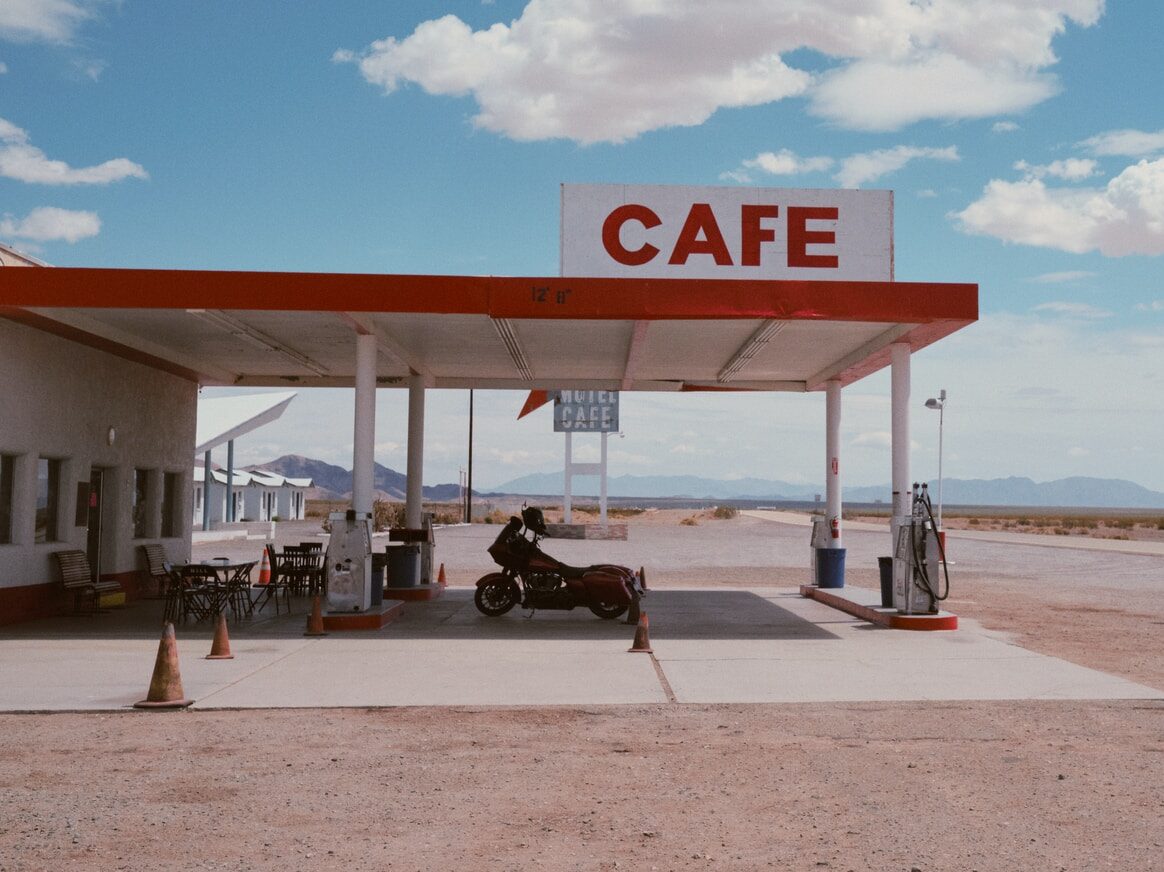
[561,183,892,281]
[553,390,619,433]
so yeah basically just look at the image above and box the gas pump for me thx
[892,483,950,615]
[325,510,374,612]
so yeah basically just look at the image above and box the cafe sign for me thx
[553,390,619,433]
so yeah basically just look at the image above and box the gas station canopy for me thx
[0,267,976,391]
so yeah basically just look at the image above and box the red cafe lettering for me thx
[601,202,839,269]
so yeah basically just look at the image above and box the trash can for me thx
[815,547,846,589]
[877,556,894,608]
[370,554,387,607]
[387,544,420,588]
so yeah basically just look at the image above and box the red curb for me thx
[799,585,957,631]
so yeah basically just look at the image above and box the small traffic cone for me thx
[205,612,234,660]
[639,566,648,590]
[437,563,447,586]
[256,549,271,585]
[304,595,327,636]
[134,622,193,709]
[628,612,653,654]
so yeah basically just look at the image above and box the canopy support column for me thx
[825,380,842,548]
[351,333,377,515]
[201,450,211,531]
[406,374,427,529]
[225,439,235,523]
[891,342,911,533]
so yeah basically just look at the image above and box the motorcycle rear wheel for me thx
[588,601,628,620]
[474,575,519,616]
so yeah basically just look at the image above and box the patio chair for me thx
[139,543,170,599]
[53,550,122,614]
[252,544,292,616]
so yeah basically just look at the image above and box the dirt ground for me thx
[1,512,1161,871]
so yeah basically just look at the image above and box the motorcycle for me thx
[474,506,646,619]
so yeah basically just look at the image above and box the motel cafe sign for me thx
[553,391,619,433]
[561,183,893,281]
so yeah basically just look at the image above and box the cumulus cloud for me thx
[835,145,959,188]
[1032,301,1111,319]
[1080,128,1164,157]
[336,0,1103,144]
[953,157,1164,256]
[0,0,93,43]
[1014,157,1099,181]
[723,148,833,182]
[1134,300,1164,312]
[0,206,100,242]
[0,116,147,185]
[1029,270,1095,283]
[993,121,1020,133]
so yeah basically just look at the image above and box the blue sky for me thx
[3,1,1163,492]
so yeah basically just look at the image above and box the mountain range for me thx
[485,471,1164,509]
[250,456,1164,508]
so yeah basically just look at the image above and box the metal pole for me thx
[466,389,474,524]
[825,380,842,549]
[352,333,377,515]
[202,450,212,531]
[406,375,426,529]
[890,343,911,529]
[225,439,235,523]
[937,393,945,530]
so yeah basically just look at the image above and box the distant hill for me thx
[251,455,465,502]
[488,470,1164,509]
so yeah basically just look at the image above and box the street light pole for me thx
[924,389,947,529]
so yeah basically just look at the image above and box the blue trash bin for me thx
[387,544,420,588]
[815,547,846,588]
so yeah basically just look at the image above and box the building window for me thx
[133,468,150,538]
[35,457,61,543]
[161,472,181,538]
[0,454,14,544]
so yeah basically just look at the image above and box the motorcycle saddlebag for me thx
[580,569,634,605]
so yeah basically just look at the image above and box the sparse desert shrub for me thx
[968,518,980,526]
[712,505,739,520]
[680,516,700,526]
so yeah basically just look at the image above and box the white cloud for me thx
[1032,301,1111,319]
[1067,446,1090,457]
[953,157,1164,256]
[835,145,959,188]
[336,1,1103,144]
[0,206,100,242]
[0,116,147,185]
[0,0,94,43]
[1014,158,1099,181]
[851,431,891,449]
[744,149,834,176]
[1029,271,1096,283]
[917,189,938,198]
[0,61,8,74]
[1081,128,1164,157]
[1134,300,1164,313]
[992,121,1019,133]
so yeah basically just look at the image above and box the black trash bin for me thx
[387,544,420,588]
[370,554,387,607]
[877,556,894,608]
[815,547,846,589]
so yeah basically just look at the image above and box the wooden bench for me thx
[53,550,122,613]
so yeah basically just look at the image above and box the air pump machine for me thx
[325,510,373,612]
[892,483,950,615]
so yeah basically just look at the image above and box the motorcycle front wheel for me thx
[474,575,519,616]
[587,601,628,620]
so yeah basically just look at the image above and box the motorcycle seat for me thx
[557,563,610,580]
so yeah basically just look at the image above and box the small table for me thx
[178,559,256,620]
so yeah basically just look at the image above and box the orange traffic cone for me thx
[628,612,653,654]
[437,563,447,586]
[639,566,648,590]
[205,612,234,660]
[134,622,193,708]
[304,595,327,636]
[256,549,271,585]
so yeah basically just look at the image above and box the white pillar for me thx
[825,380,842,548]
[405,374,426,529]
[891,343,911,522]
[351,333,377,515]
[599,431,608,526]
[563,431,573,524]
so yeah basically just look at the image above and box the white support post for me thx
[351,333,377,516]
[825,380,842,549]
[599,431,608,526]
[405,374,426,529]
[891,342,911,526]
[563,432,573,524]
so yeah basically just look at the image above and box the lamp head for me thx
[925,398,942,410]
